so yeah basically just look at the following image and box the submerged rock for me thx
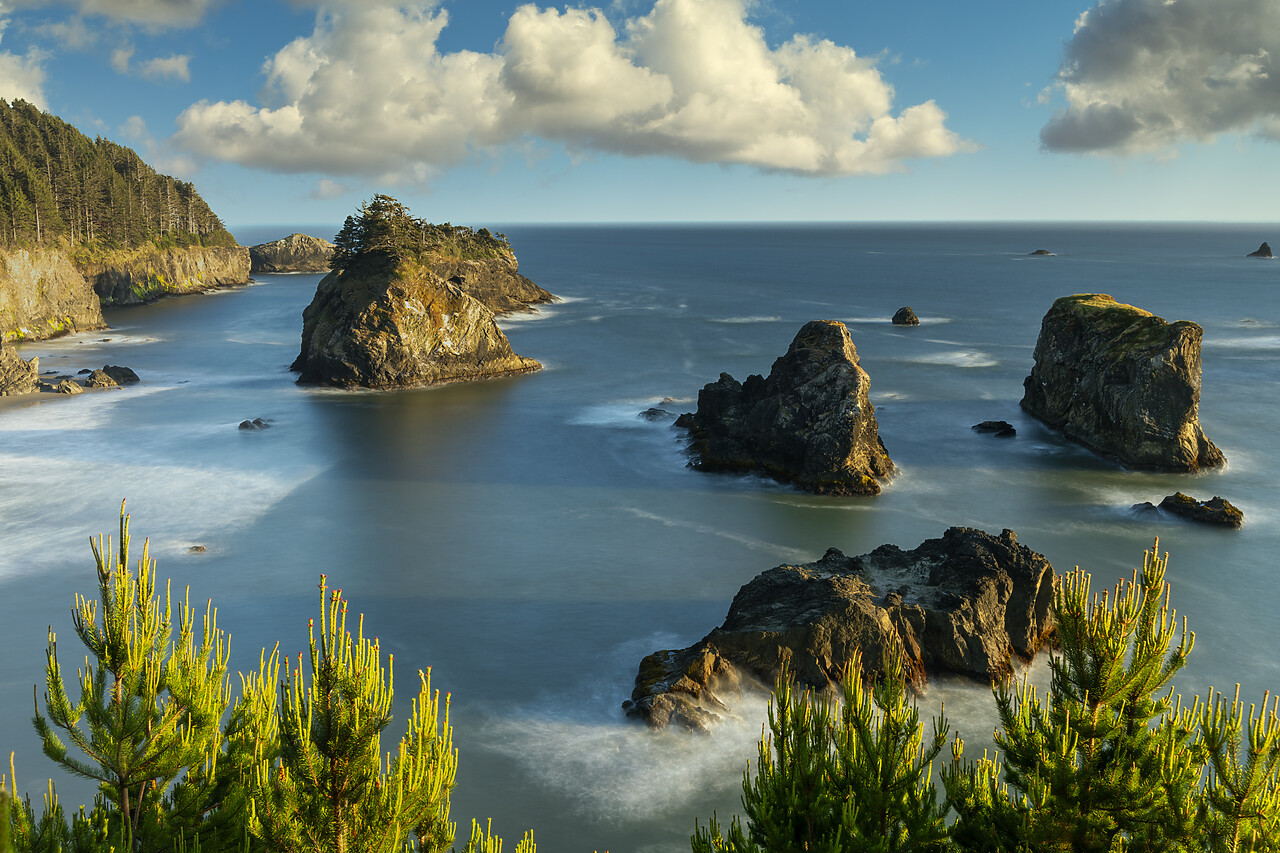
[676,320,894,495]
[238,418,270,430]
[1028,249,1055,256]
[292,257,541,389]
[623,527,1057,731]
[1247,242,1273,258]
[1020,294,1224,471]
[972,420,1016,437]
[892,306,920,326]
[249,233,335,273]
[0,342,39,396]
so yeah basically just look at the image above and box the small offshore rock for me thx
[187,545,208,553]
[77,368,91,375]
[1158,492,1243,528]
[0,342,39,396]
[54,379,82,394]
[972,420,1016,437]
[83,369,119,389]
[1020,294,1223,471]
[1247,242,1272,258]
[238,418,270,430]
[678,320,894,495]
[1028,249,1055,256]
[892,306,920,326]
[102,365,140,384]
[640,407,674,422]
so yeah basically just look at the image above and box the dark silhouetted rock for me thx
[83,369,119,389]
[1158,492,1243,528]
[0,342,39,396]
[677,320,894,495]
[292,258,541,389]
[238,418,270,430]
[1247,242,1272,258]
[102,365,139,384]
[1021,294,1224,471]
[892,306,920,326]
[623,527,1057,731]
[1028,249,1054,256]
[640,407,674,422]
[249,233,335,273]
[973,420,1016,437]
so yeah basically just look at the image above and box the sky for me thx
[0,0,1276,230]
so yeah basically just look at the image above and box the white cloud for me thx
[118,114,146,139]
[7,0,222,27]
[111,43,133,73]
[0,18,46,107]
[1041,0,1280,153]
[139,52,188,81]
[173,0,968,180]
[32,15,95,49]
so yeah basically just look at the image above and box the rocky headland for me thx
[292,257,540,389]
[85,245,251,306]
[249,234,335,273]
[675,320,894,495]
[1021,294,1224,471]
[623,527,1057,731]
[0,248,105,343]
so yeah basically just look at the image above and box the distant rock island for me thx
[1247,242,1273,258]
[892,306,920,325]
[1021,294,1224,471]
[623,527,1057,731]
[250,234,335,273]
[292,195,544,389]
[1028,249,1054,256]
[676,320,894,495]
[0,98,249,343]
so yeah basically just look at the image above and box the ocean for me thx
[1,223,1277,851]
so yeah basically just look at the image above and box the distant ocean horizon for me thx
[3,222,1278,851]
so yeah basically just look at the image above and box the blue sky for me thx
[0,0,1276,231]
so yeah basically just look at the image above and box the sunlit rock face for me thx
[1021,293,1224,471]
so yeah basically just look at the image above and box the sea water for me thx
[1,223,1277,851]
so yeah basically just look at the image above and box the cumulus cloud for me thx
[139,52,188,81]
[0,19,47,107]
[1041,0,1280,153]
[6,0,222,27]
[173,0,968,180]
[111,43,133,72]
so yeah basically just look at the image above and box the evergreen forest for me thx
[6,510,1280,853]
[0,99,234,252]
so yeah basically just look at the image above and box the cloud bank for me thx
[1041,0,1280,153]
[173,0,968,180]
[0,19,47,107]
[7,0,222,28]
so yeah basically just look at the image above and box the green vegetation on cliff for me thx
[330,195,511,273]
[0,99,233,251]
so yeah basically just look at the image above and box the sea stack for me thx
[676,320,894,495]
[250,234,335,273]
[623,527,1057,732]
[1247,242,1273,258]
[1021,294,1224,471]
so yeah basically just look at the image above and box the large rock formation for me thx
[0,248,105,343]
[624,527,1057,731]
[85,246,251,306]
[0,341,39,395]
[1021,294,1224,471]
[676,320,894,495]
[292,258,541,389]
[426,253,554,314]
[249,233,335,273]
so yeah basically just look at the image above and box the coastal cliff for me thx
[0,247,105,342]
[1021,294,1224,471]
[84,245,251,306]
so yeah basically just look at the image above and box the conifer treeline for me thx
[0,99,234,251]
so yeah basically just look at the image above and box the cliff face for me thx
[86,246,251,306]
[677,320,894,495]
[292,258,541,389]
[250,234,334,273]
[0,247,106,342]
[425,252,554,314]
[1021,294,1225,471]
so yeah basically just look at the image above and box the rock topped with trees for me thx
[293,196,541,389]
[249,233,335,273]
[1021,294,1225,471]
[624,527,1057,731]
[676,320,894,495]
